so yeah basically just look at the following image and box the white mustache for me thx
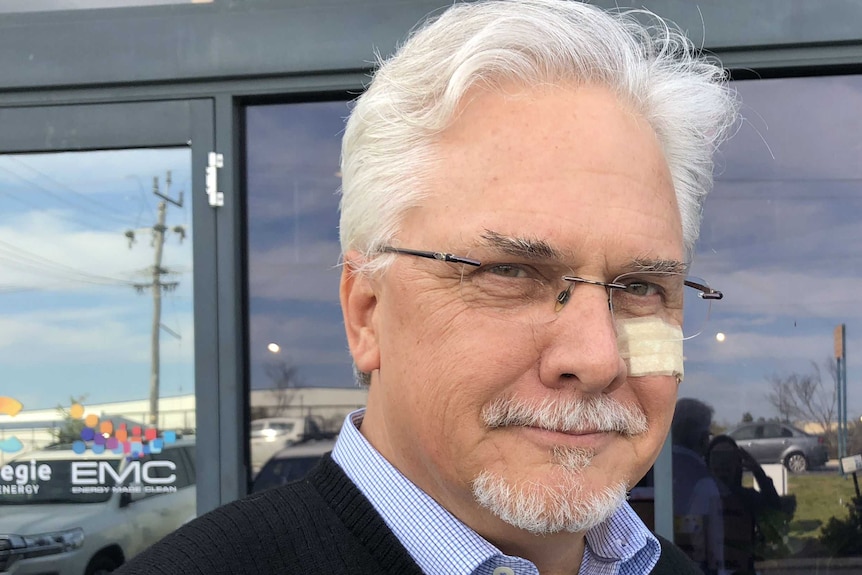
[482,395,649,437]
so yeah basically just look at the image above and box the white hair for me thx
[339,0,739,269]
[482,394,649,437]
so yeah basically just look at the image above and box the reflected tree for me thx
[766,358,837,449]
[264,361,302,417]
[820,495,862,556]
[847,419,862,457]
[53,395,87,445]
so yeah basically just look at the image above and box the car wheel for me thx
[785,452,808,473]
[85,555,120,575]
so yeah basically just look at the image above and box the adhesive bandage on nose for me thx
[616,317,684,382]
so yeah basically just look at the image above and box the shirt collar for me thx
[331,408,660,575]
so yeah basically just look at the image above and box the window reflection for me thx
[0,149,195,451]
[241,77,862,567]
[244,101,367,482]
[0,148,197,572]
[679,74,862,571]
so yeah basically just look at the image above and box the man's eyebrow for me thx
[476,232,688,273]
[625,258,690,274]
[478,230,562,260]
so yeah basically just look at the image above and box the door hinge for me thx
[206,152,224,207]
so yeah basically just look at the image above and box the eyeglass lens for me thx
[454,252,712,340]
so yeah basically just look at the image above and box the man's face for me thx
[343,82,683,538]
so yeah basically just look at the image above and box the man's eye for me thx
[485,264,529,278]
[624,281,659,297]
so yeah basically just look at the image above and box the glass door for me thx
[0,100,216,574]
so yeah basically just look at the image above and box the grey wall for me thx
[1,0,861,97]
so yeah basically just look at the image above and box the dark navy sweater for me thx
[115,455,699,574]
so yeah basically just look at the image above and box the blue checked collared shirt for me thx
[331,409,661,575]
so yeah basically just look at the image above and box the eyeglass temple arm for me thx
[381,246,481,267]
[685,279,723,300]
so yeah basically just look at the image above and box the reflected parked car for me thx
[249,417,334,476]
[0,438,196,575]
[727,422,828,473]
[251,438,336,493]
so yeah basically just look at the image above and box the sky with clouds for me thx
[0,148,194,411]
[683,75,862,425]
[2,75,861,429]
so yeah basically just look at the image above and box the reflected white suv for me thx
[0,439,196,574]
[249,416,334,476]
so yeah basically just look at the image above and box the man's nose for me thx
[538,283,627,393]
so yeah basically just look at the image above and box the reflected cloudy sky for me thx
[685,75,862,423]
[0,149,193,410]
[245,102,350,393]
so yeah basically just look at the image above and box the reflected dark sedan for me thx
[251,438,337,493]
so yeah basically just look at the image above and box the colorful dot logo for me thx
[0,397,25,454]
[70,403,176,459]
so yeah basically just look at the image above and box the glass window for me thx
[677,74,862,572]
[0,148,197,571]
[243,100,368,482]
[0,149,195,437]
[240,77,862,570]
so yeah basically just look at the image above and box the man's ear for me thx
[340,251,381,375]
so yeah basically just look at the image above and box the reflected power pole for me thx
[126,172,185,427]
